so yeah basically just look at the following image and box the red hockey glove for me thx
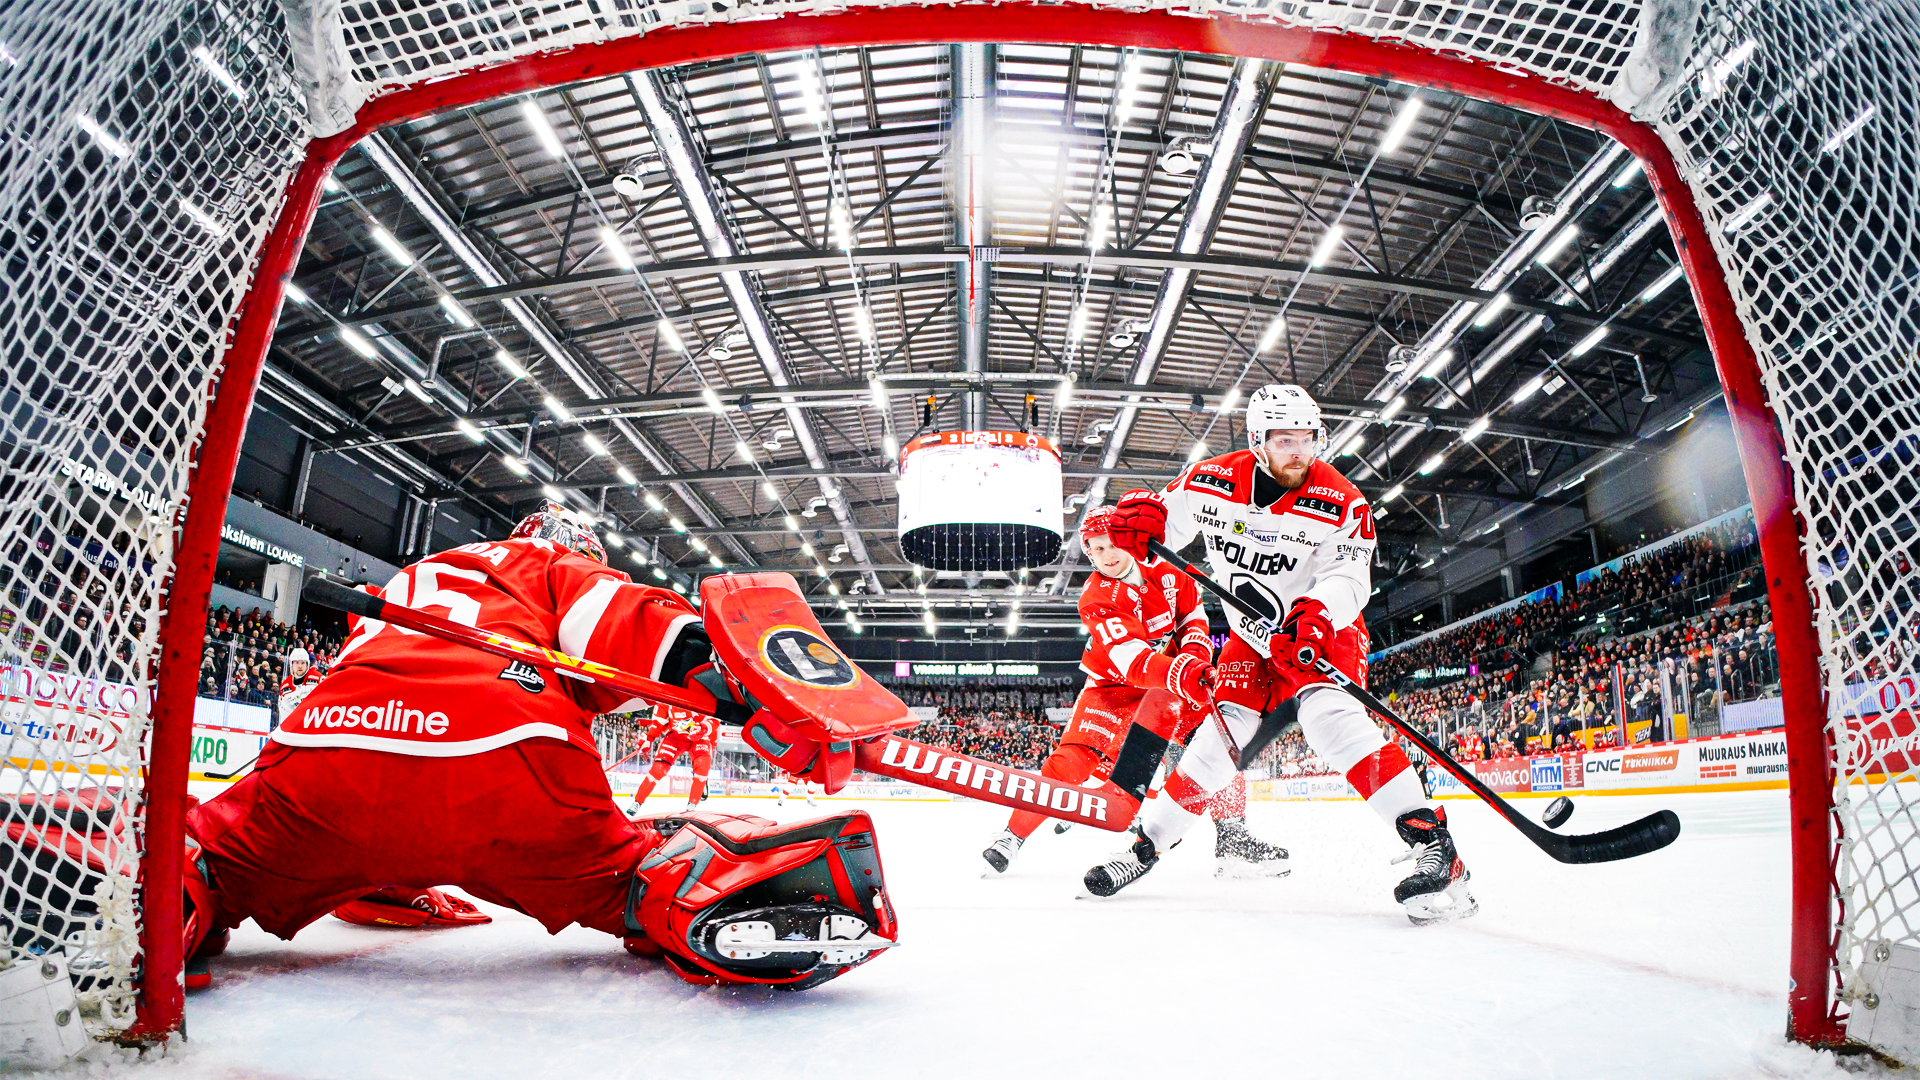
[1107,490,1167,561]
[1166,652,1215,709]
[1178,624,1212,663]
[1274,597,1335,677]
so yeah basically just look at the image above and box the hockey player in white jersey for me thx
[1084,384,1476,925]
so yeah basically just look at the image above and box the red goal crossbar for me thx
[141,5,1837,1044]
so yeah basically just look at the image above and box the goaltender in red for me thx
[178,503,897,990]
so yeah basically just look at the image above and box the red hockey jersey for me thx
[272,538,700,758]
[1078,557,1209,689]
[654,704,718,748]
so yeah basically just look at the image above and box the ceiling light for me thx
[702,387,723,412]
[1188,441,1207,461]
[495,349,528,379]
[456,419,485,443]
[1472,293,1511,327]
[438,294,474,327]
[1383,484,1405,502]
[1379,396,1406,422]
[402,378,433,404]
[1610,160,1644,188]
[1536,224,1580,264]
[541,484,564,501]
[284,282,309,305]
[658,320,685,353]
[1068,305,1089,342]
[645,493,665,511]
[191,46,247,99]
[669,517,687,533]
[869,376,887,411]
[321,175,342,193]
[1089,203,1113,252]
[1257,317,1287,353]
[583,433,608,455]
[853,304,874,342]
[1721,192,1773,235]
[73,114,131,159]
[369,225,412,266]
[883,434,899,459]
[690,537,708,552]
[616,466,638,485]
[605,532,624,548]
[1569,326,1609,357]
[1308,225,1344,268]
[709,555,723,568]
[1640,264,1686,302]
[601,226,635,270]
[1420,348,1455,380]
[1700,38,1757,97]
[339,327,377,358]
[1462,416,1491,442]
[1419,452,1446,475]
[178,198,224,237]
[521,99,565,158]
[1336,433,1365,457]
[1821,105,1877,153]
[1543,374,1566,396]
[1219,386,1241,412]
[1055,376,1073,411]
[1510,374,1546,405]
[735,440,754,464]
[502,455,530,476]
[543,395,572,421]
[801,543,815,557]
[762,480,777,498]
[1379,95,1423,154]
[785,516,798,530]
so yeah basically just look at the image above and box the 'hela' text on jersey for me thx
[1160,452,1375,657]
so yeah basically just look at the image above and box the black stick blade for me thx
[302,576,385,620]
[1236,698,1299,768]
[1544,809,1681,865]
[1110,724,1171,802]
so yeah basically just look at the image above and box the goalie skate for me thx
[1213,817,1291,880]
[1391,807,1478,926]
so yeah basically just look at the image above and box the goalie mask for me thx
[625,809,897,991]
[509,501,607,565]
[1245,384,1328,470]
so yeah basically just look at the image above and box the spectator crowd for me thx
[200,605,345,710]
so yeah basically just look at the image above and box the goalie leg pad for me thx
[626,809,897,991]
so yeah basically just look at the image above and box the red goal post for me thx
[15,0,1881,1052]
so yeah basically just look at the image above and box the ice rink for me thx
[82,789,1882,1079]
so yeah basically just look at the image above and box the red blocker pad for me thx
[854,735,1141,832]
[702,573,916,745]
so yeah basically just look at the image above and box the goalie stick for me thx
[299,577,1153,832]
[1144,541,1680,864]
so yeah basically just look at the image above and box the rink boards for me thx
[1256,727,1800,802]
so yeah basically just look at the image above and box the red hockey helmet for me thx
[1078,505,1116,545]
[625,809,897,991]
[509,501,607,564]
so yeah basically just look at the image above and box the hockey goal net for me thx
[0,0,1902,1053]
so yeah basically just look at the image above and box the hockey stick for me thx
[1143,542,1680,864]
[1145,540,1298,770]
[300,577,1150,832]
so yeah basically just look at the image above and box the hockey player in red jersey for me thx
[275,646,321,718]
[1086,384,1476,925]
[980,507,1287,879]
[179,503,896,990]
[627,703,719,809]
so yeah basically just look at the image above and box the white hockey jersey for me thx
[1160,451,1376,657]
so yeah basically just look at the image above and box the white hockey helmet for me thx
[1245,383,1327,464]
[287,647,311,664]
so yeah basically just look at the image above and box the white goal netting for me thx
[4,0,1909,1047]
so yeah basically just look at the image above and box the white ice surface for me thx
[69,790,1894,1079]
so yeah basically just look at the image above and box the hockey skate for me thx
[1391,807,1478,926]
[1053,821,1072,836]
[1081,829,1159,898]
[1213,816,1291,880]
[981,828,1024,876]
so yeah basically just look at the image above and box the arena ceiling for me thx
[261,42,1720,633]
